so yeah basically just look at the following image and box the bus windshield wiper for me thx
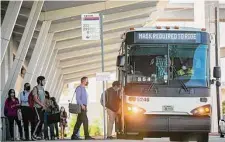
[171,65,189,92]
[147,81,158,94]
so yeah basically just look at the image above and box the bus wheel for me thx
[197,133,209,142]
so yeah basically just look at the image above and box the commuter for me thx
[59,106,67,139]
[32,76,46,140]
[44,91,54,140]
[50,97,59,139]
[4,89,24,141]
[20,83,36,141]
[100,81,121,139]
[71,77,95,140]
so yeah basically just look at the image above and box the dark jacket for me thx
[100,87,121,112]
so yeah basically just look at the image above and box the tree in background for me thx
[223,100,225,115]
[67,114,102,137]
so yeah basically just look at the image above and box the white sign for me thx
[81,14,100,40]
[96,72,111,81]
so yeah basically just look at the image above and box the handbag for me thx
[47,112,60,124]
[69,86,82,114]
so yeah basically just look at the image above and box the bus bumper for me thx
[124,115,211,133]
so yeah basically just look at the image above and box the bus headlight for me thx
[190,104,211,116]
[126,104,146,114]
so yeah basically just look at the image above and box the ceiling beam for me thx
[56,31,122,50]
[57,43,120,60]
[62,60,115,75]
[15,19,42,32]
[60,52,118,68]
[39,1,145,21]
[53,17,148,41]
[14,36,37,46]
[49,6,155,33]
[13,28,39,39]
[63,65,116,80]
[1,4,30,18]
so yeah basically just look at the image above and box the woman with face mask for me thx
[20,83,36,141]
[4,89,23,141]
[59,106,67,139]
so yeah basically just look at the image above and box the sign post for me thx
[82,13,107,139]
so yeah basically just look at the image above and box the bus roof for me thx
[126,27,207,33]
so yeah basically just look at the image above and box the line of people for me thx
[4,76,68,141]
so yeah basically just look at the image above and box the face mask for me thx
[26,86,30,91]
[10,93,15,97]
[182,66,187,70]
[41,80,45,86]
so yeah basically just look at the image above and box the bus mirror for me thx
[116,55,125,67]
[213,66,221,79]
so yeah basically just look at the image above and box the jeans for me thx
[44,112,54,139]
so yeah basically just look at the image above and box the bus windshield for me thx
[169,44,209,87]
[128,44,209,87]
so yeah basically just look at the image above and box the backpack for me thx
[28,86,38,108]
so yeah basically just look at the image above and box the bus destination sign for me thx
[135,32,202,44]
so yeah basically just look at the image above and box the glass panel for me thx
[129,45,168,84]
[169,44,208,87]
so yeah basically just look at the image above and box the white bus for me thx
[115,27,218,142]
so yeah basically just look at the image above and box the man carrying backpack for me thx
[20,83,35,141]
[31,76,46,140]
[100,81,122,139]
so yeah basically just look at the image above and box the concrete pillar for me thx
[43,48,58,76]
[56,82,64,103]
[52,74,63,97]
[50,69,61,94]
[45,60,59,90]
[194,0,205,28]
[41,41,56,75]
[1,1,22,65]
[1,1,44,114]
[204,1,220,133]
[23,20,52,86]
[31,33,54,85]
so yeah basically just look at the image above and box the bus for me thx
[116,26,216,142]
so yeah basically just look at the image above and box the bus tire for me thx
[197,133,209,142]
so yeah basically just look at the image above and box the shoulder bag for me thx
[69,86,82,114]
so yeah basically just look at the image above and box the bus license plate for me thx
[162,106,174,112]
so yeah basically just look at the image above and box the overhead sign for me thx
[96,72,111,81]
[132,32,208,44]
[81,14,100,40]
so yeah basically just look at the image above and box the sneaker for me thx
[31,136,37,141]
[107,136,114,139]
[85,136,95,140]
[71,135,82,140]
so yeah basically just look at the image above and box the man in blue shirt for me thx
[71,77,94,140]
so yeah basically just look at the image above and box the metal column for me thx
[23,20,52,85]
[1,1,22,65]
[1,1,44,115]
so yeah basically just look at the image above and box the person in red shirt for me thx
[4,89,23,141]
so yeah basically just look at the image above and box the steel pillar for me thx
[1,1,22,65]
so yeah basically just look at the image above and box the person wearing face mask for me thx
[4,89,24,141]
[71,77,95,140]
[59,106,67,139]
[44,91,55,140]
[100,81,122,139]
[20,83,36,141]
[32,76,46,140]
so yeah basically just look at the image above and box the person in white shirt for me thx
[20,83,35,141]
